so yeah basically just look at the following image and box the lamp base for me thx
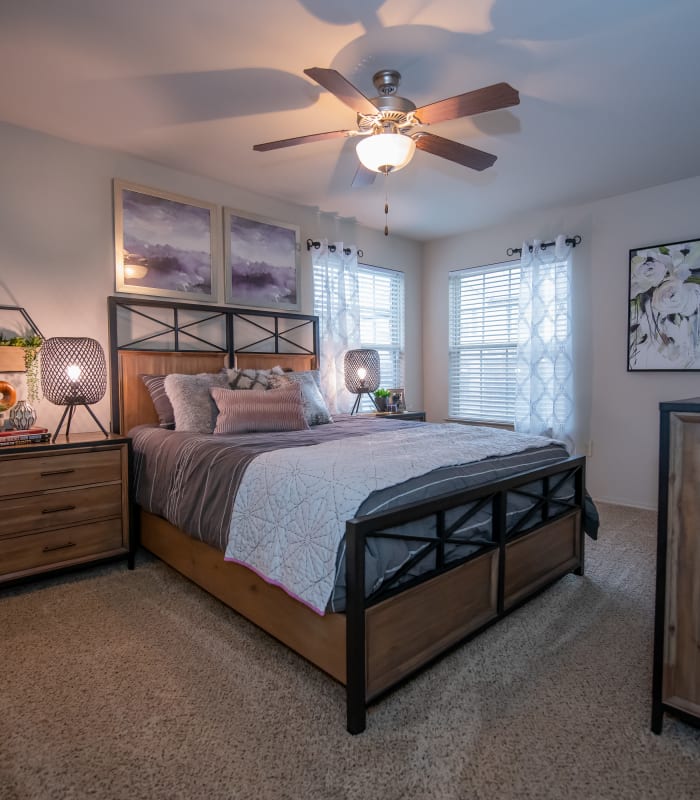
[350,391,380,415]
[52,402,109,443]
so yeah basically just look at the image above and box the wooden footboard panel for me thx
[504,510,581,609]
[365,550,498,698]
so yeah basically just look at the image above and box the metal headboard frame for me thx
[107,295,320,433]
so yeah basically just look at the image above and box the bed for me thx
[108,296,595,733]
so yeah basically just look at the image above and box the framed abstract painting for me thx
[627,237,700,371]
[114,180,219,301]
[224,208,300,310]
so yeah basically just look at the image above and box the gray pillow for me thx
[163,372,228,433]
[269,370,333,426]
[220,365,285,390]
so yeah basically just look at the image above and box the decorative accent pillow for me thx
[210,384,308,435]
[139,374,175,429]
[163,372,228,433]
[269,370,333,426]
[221,365,285,391]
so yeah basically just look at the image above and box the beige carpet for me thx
[1,503,699,800]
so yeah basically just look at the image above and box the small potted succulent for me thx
[373,387,391,412]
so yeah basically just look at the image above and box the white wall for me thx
[0,122,423,433]
[5,121,698,509]
[423,176,700,510]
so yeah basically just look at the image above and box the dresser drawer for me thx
[0,483,123,538]
[0,448,122,496]
[0,519,125,578]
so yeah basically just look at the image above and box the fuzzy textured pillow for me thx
[210,383,308,435]
[163,372,228,433]
[139,374,175,429]
[269,370,333,426]
[221,365,285,391]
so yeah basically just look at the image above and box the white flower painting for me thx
[628,238,700,370]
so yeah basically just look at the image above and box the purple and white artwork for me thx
[115,182,217,300]
[225,211,299,309]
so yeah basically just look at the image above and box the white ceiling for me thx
[1,0,699,242]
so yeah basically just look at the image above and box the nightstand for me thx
[374,411,426,422]
[0,433,133,585]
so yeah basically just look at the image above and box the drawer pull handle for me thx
[42,542,76,553]
[41,504,77,515]
[40,468,76,477]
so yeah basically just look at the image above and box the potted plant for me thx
[0,333,43,402]
[373,387,391,412]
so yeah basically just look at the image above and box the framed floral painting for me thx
[628,237,700,371]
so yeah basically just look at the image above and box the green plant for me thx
[374,388,391,398]
[0,334,42,402]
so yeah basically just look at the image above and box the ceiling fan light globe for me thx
[356,133,416,174]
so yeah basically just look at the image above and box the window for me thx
[313,261,405,404]
[356,265,404,391]
[448,261,520,424]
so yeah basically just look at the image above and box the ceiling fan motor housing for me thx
[358,72,417,133]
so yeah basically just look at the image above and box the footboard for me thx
[345,455,586,733]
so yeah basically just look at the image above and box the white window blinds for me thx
[357,265,404,390]
[313,261,405,393]
[448,261,520,424]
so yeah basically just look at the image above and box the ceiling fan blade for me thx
[414,82,519,125]
[414,132,497,171]
[304,67,377,115]
[253,129,352,152]
[351,164,377,188]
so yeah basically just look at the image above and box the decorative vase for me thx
[9,399,37,430]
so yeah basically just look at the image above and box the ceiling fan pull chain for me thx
[384,175,389,236]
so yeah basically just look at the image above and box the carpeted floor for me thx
[1,502,698,800]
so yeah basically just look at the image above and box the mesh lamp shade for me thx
[40,337,108,441]
[344,349,380,414]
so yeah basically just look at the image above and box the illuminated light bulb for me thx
[356,133,416,174]
[357,367,367,380]
[66,364,81,382]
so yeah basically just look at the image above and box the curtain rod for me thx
[306,238,364,258]
[506,235,581,258]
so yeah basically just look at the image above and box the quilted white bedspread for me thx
[224,423,559,614]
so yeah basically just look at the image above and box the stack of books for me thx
[0,427,51,447]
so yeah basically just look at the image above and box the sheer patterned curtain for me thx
[515,235,575,450]
[312,240,360,414]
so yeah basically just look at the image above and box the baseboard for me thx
[591,495,657,512]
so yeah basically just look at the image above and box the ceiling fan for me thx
[253,67,520,186]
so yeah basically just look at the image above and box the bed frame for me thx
[108,296,586,733]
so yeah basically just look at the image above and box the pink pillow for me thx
[210,384,309,435]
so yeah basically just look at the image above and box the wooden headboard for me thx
[108,297,319,434]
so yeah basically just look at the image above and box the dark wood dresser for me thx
[652,398,700,733]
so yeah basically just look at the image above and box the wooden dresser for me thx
[0,433,132,585]
[652,398,700,733]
